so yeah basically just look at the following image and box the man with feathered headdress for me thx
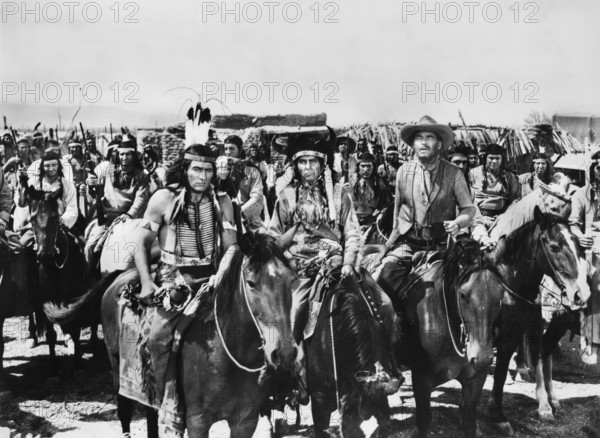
[130,143,238,414]
[83,133,150,267]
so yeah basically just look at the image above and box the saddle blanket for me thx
[118,282,207,437]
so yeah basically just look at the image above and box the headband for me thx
[292,150,326,161]
[184,153,216,163]
[118,147,136,153]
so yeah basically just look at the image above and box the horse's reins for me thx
[329,296,341,416]
[31,224,70,270]
[214,267,267,373]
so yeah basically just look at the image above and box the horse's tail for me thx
[43,271,123,327]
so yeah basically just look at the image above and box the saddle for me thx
[303,266,387,340]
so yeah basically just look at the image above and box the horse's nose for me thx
[271,346,298,368]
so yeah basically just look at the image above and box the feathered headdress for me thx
[185,102,212,146]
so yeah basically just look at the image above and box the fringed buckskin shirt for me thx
[269,182,360,271]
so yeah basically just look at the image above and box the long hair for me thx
[165,144,217,188]
[589,151,600,204]
[482,144,509,193]
[38,153,64,188]
[529,152,553,187]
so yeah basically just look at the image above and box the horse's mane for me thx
[489,193,538,240]
[495,212,568,266]
[441,239,491,292]
[199,233,290,319]
[331,280,381,383]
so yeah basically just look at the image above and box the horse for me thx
[391,238,511,438]
[305,267,401,438]
[0,232,35,398]
[100,232,299,438]
[24,185,92,370]
[484,206,590,434]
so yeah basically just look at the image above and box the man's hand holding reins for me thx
[341,264,355,279]
[444,220,460,237]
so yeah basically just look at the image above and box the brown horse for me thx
[395,239,511,438]
[484,206,590,435]
[101,232,298,438]
[306,267,401,438]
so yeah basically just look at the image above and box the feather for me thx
[200,107,211,124]
[34,122,41,132]
[184,119,194,147]
[186,106,194,120]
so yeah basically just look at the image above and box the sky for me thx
[1,0,599,128]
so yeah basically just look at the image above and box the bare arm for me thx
[135,189,168,288]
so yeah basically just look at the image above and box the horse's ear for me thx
[277,223,299,251]
[501,289,516,306]
[238,232,256,256]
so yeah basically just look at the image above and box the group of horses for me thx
[0,184,594,438]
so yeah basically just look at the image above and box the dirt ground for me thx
[0,316,598,438]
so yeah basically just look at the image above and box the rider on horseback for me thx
[345,152,392,232]
[15,151,79,246]
[216,135,264,231]
[373,116,476,299]
[83,134,150,267]
[268,130,399,398]
[469,143,521,227]
[133,143,237,406]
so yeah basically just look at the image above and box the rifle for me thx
[79,122,104,224]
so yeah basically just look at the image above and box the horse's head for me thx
[445,240,514,370]
[238,231,298,371]
[27,186,62,262]
[329,273,401,420]
[533,206,590,310]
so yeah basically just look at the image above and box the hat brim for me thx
[401,123,455,150]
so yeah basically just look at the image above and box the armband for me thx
[137,218,160,232]
[222,221,236,231]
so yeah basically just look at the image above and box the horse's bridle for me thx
[536,230,569,297]
[214,264,267,373]
[31,222,69,270]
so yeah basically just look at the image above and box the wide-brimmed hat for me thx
[335,135,356,154]
[401,115,454,150]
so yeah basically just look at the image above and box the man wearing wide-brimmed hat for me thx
[373,116,476,294]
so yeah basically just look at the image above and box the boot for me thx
[291,341,309,405]
[581,343,599,365]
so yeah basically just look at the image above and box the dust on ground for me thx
[0,316,598,437]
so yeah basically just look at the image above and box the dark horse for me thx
[306,267,402,438]
[484,207,590,435]
[0,185,90,389]
[100,232,298,438]
[395,239,511,438]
